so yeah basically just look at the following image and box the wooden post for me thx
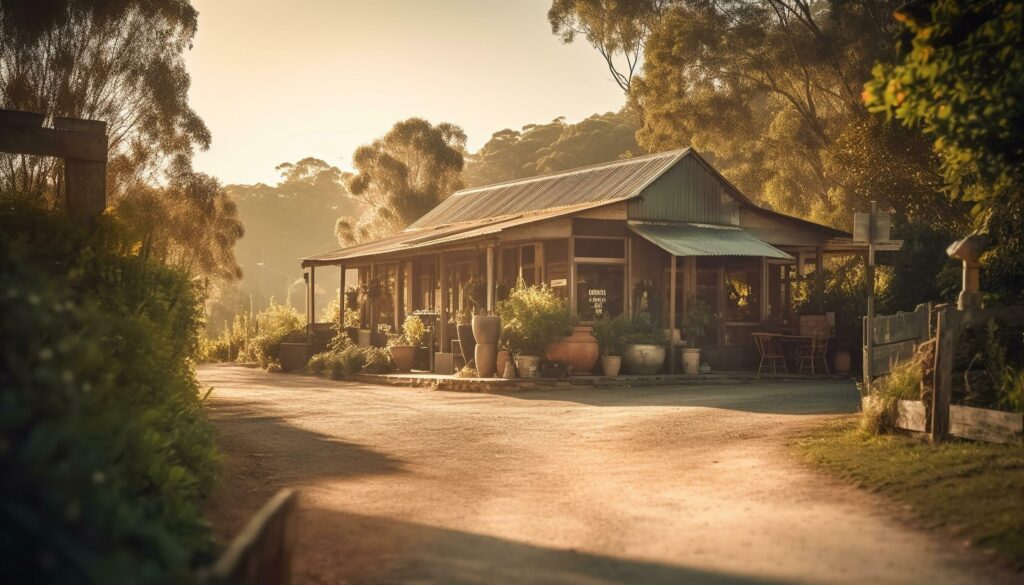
[669,254,677,374]
[339,264,346,324]
[569,236,577,316]
[814,247,824,313]
[931,307,961,442]
[486,245,495,313]
[439,253,448,352]
[394,261,404,330]
[308,265,316,326]
[625,237,633,315]
[368,262,376,334]
[864,202,877,393]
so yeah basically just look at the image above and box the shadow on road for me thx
[488,380,861,415]
[297,507,799,585]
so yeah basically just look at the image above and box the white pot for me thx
[623,344,665,375]
[515,355,541,378]
[681,348,701,375]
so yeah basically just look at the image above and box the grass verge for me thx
[794,416,1024,569]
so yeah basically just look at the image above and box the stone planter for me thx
[456,323,476,365]
[681,347,701,375]
[496,350,511,378]
[515,355,541,378]
[389,345,416,372]
[601,355,622,377]
[623,343,665,375]
[471,314,501,345]
[545,325,599,374]
[834,350,851,374]
[475,343,498,378]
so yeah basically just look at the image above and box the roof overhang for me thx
[628,221,793,260]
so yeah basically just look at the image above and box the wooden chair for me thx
[753,333,787,377]
[797,335,830,375]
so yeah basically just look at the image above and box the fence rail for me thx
[199,489,298,585]
[863,303,1024,444]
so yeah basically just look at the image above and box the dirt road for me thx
[200,364,1009,584]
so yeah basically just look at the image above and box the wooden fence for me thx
[863,303,1024,444]
[199,489,298,585]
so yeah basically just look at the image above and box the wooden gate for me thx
[200,489,298,585]
[863,302,932,389]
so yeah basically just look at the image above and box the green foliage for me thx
[592,313,631,357]
[464,110,641,187]
[236,302,305,369]
[497,281,575,356]
[973,321,1024,413]
[393,314,428,347]
[360,347,395,374]
[861,357,924,435]
[337,118,466,243]
[680,300,712,347]
[622,311,667,346]
[0,211,218,583]
[864,0,1024,301]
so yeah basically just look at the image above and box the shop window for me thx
[576,264,624,321]
[725,267,761,323]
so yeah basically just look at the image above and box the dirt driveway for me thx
[200,364,1010,584]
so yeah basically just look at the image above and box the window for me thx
[724,267,761,322]
[575,264,625,320]
[574,237,625,259]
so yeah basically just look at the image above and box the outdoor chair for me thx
[753,333,787,377]
[797,335,830,375]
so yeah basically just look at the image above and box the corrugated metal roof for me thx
[302,203,599,265]
[408,148,689,229]
[628,221,793,259]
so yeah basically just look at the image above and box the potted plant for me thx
[472,310,501,378]
[622,312,667,375]
[679,300,712,375]
[385,315,427,373]
[593,314,629,376]
[496,279,575,378]
[453,307,475,367]
[546,324,600,375]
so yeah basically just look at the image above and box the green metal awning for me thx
[628,222,793,259]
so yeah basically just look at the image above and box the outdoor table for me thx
[755,333,832,373]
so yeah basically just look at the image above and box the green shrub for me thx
[497,280,575,356]
[361,347,394,374]
[593,314,630,357]
[397,314,428,347]
[623,312,668,345]
[0,212,218,583]
[236,302,304,369]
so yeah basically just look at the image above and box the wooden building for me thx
[301,148,863,369]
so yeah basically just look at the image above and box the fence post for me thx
[931,307,961,442]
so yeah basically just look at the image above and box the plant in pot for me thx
[496,279,574,378]
[679,300,713,375]
[387,315,427,373]
[593,314,630,376]
[622,312,668,375]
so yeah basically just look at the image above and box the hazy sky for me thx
[185,0,628,185]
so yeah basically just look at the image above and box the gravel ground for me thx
[200,364,1015,585]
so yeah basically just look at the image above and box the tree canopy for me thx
[464,109,641,187]
[337,118,466,244]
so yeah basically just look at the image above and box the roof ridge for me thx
[452,147,690,196]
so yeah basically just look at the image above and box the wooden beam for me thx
[438,253,448,352]
[931,307,961,442]
[814,247,825,312]
[0,122,107,162]
[308,266,316,326]
[569,236,577,316]
[339,264,346,324]
[669,255,677,374]
[486,245,495,313]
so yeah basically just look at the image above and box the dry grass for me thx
[795,417,1024,570]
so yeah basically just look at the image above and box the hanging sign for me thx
[550,278,567,287]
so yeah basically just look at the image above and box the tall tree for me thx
[465,109,641,187]
[228,157,361,306]
[338,118,466,244]
[864,0,1024,300]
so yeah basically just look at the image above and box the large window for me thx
[575,264,624,320]
[724,265,761,323]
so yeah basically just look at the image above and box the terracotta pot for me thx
[515,355,541,378]
[623,343,665,375]
[496,350,511,377]
[545,325,599,374]
[475,343,498,378]
[601,355,622,377]
[681,348,701,375]
[471,314,501,345]
[835,350,851,374]
[456,323,476,364]
[389,345,416,372]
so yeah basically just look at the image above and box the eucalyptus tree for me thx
[337,118,466,244]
